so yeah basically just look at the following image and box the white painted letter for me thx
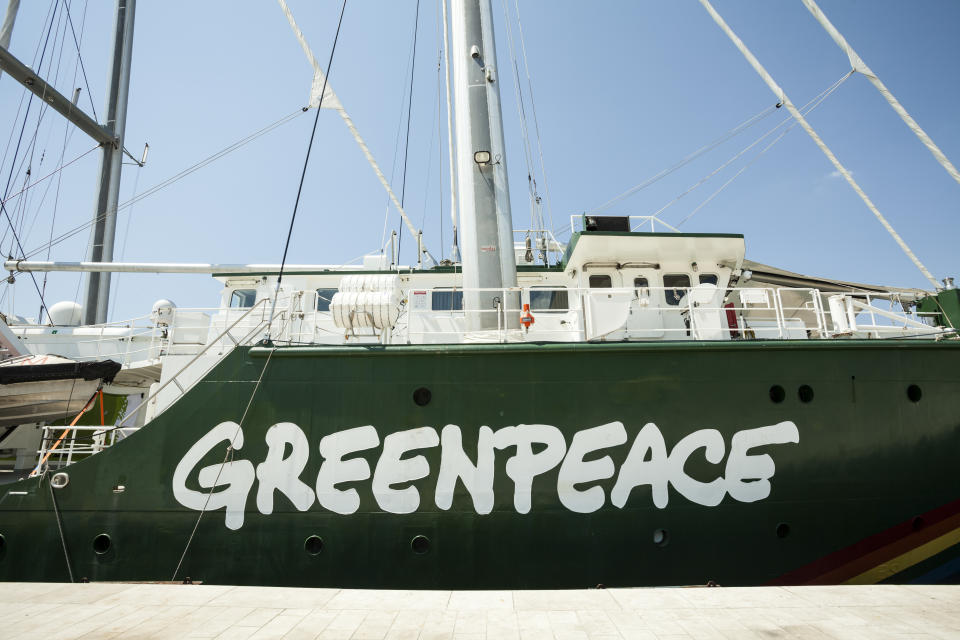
[173,421,255,530]
[256,422,315,515]
[494,424,566,514]
[372,427,440,514]
[315,425,379,515]
[668,429,727,507]
[611,423,670,509]
[435,425,495,514]
[557,422,628,513]
[725,421,799,502]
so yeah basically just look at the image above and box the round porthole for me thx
[413,387,432,406]
[411,535,430,554]
[652,528,669,548]
[912,516,925,531]
[769,385,785,404]
[776,523,790,539]
[304,535,324,556]
[92,533,111,555]
[798,385,814,403]
[907,385,922,403]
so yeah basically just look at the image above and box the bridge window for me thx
[589,274,612,288]
[699,274,719,286]
[316,288,337,312]
[530,287,568,312]
[230,289,256,309]
[432,289,463,311]
[663,274,690,306]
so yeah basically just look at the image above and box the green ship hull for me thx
[2,339,959,588]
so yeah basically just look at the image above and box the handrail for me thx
[112,298,271,429]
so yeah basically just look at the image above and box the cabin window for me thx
[316,288,337,312]
[230,289,256,309]
[588,274,612,288]
[663,274,691,306]
[530,287,568,312]
[699,274,719,286]
[432,289,463,311]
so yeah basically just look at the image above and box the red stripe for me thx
[768,496,960,585]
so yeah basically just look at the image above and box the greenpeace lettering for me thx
[173,420,799,529]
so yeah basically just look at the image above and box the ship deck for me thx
[1,582,958,638]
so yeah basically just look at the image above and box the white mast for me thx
[450,0,518,331]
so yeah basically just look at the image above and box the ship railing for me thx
[36,424,139,469]
[28,300,274,474]
[137,299,272,422]
[403,286,948,343]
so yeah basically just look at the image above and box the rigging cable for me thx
[20,108,306,260]
[512,0,555,239]
[648,71,853,224]
[499,0,541,242]
[677,73,853,226]
[61,0,98,121]
[1,0,63,322]
[265,0,348,339]
[699,0,939,289]
[396,0,422,263]
[585,103,778,218]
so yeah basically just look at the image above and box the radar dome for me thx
[48,301,83,326]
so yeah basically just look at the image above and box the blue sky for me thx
[1,0,958,322]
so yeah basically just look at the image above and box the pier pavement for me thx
[1,582,958,639]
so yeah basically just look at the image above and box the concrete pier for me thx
[1,582,958,639]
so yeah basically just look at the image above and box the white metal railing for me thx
[403,285,949,343]
[36,424,139,469]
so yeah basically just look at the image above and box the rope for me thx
[49,477,75,583]
[171,347,275,582]
[266,0,348,338]
[699,0,940,290]
[802,0,960,187]
[28,386,99,477]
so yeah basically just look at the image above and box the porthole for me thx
[652,528,669,547]
[798,385,814,403]
[776,523,790,539]
[769,385,785,404]
[92,533,111,555]
[51,472,69,489]
[304,535,324,556]
[912,516,925,531]
[411,535,430,554]
[412,387,432,407]
[907,385,922,403]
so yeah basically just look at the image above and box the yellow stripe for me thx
[843,526,960,585]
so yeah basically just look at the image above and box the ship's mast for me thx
[449,0,518,331]
[82,0,136,325]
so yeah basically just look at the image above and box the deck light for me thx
[474,150,491,165]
